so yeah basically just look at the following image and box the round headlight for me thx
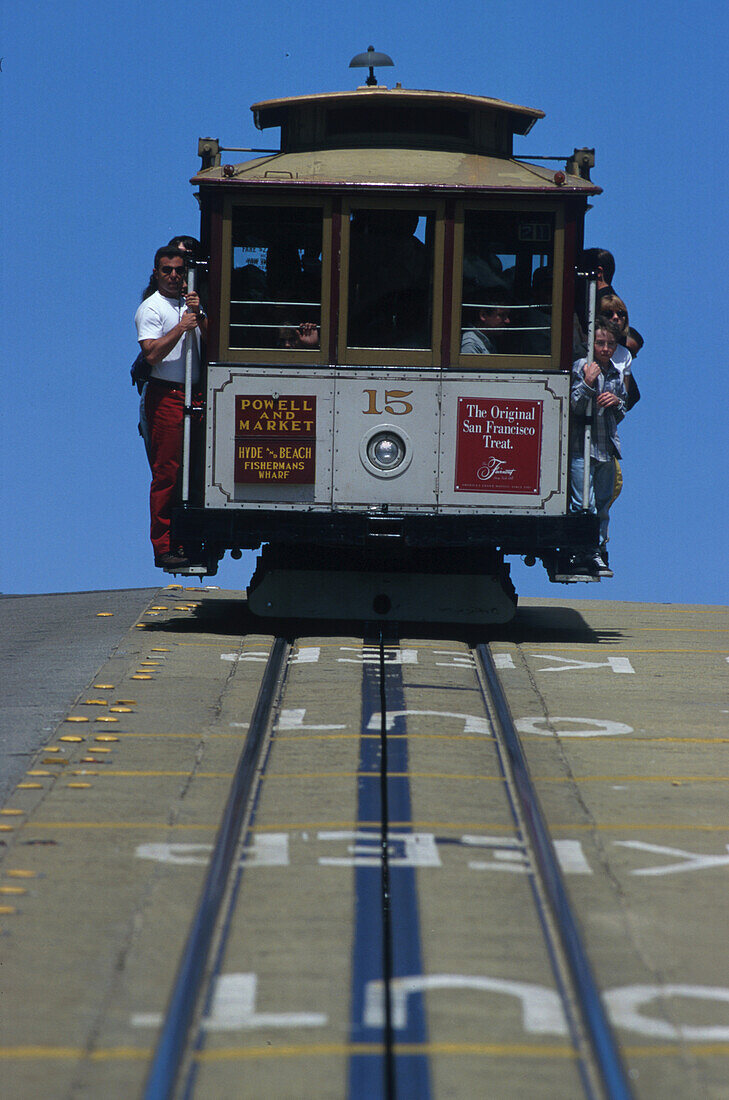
[367,432,405,471]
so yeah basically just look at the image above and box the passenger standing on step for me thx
[569,319,627,574]
[134,246,207,570]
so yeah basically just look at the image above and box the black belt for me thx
[148,378,200,392]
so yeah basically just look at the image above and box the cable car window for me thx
[229,206,322,350]
[460,211,555,356]
[347,209,435,350]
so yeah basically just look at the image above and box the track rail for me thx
[143,636,291,1100]
[140,630,632,1099]
[473,643,633,1100]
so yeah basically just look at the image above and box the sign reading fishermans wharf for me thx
[234,395,316,484]
[455,397,543,494]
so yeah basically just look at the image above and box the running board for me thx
[160,563,211,577]
[551,573,602,584]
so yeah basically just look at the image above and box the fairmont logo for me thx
[477,458,517,481]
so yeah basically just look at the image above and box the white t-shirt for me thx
[134,290,201,384]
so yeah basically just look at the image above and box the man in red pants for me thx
[134,247,206,569]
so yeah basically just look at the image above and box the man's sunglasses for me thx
[159,264,186,275]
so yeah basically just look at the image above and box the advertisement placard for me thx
[234,395,316,484]
[455,397,543,494]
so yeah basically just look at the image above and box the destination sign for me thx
[234,395,316,484]
[454,397,543,494]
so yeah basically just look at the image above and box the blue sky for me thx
[3,0,727,604]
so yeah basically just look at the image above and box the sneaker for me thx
[599,543,610,568]
[155,550,191,570]
[592,551,613,577]
[568,552,598,575]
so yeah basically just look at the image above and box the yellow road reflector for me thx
[0,905,17,914]
[96,612,113,617]
[115,699,137,705]
[95,716,119,723]
[26,771,51,777]
[6,870,36,878]
[151,648,169,652]
[109,707,132,713]
[150,606,169,611]
[43,758,68,766]
[0,886,27,895]
[44,747,61,753]
[65,716,89,723]
[0,809,23,816]
[132,674,153,680]
[80,758,104,764]
[16,783,43,789]
[0,825,14,832]
[67,783,91,789]
[94,684,115,690]
[59,735,84,743]
[95,735,119,743]
[135,624,148,629]
[91,747,112,754]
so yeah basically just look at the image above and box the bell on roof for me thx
[349,45,394,87]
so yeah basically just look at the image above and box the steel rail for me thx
[143,636,291,1100]
[473,643,633,1100]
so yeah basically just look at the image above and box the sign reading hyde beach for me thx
[235,395,316,484]
[455,397,543,494]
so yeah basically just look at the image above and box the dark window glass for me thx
[229,206,322,350]
[347,209,434,349]
[461,211,555,356]
[327,105,469,140]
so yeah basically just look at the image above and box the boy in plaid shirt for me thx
[569,319,627,573]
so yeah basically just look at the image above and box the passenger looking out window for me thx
[461,210,555,357]
[460,296,511,354]
[229,206,322,350]
[276,322,320,349]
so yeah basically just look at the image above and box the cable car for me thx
[171,52,603,622]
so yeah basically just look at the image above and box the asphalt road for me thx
[0,589,157,806]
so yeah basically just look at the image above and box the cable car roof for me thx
[245,87,543,160]
[252,87,543,135]
[192,86,600,194]
[192,146,599,194]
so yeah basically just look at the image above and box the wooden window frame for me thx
[450,198,566,371]
[337,195,445,368]
[219,193,333,365]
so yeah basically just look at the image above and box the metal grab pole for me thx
[181,264,195,507]
[582,275,597,509]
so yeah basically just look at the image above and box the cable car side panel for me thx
[204,367,567,515]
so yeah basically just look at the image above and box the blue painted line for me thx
[348,649,432,1100]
